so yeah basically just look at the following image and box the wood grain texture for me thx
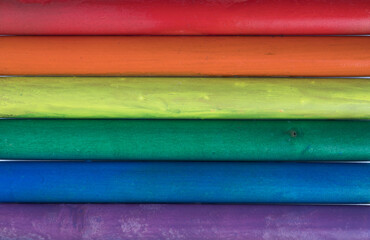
[0,120,369,161]
[0,204,369,240]
[1,77,369,119]
[1,36,369,76]
[0,0,369,35]
[0,162,369,203]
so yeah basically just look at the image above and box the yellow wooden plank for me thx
[0,77,369,119]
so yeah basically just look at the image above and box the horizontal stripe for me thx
[0,204,368,240]
[1,77,369,119]
[0,0,369,35]
[0,162,369,203]
[1,36,369,76]
[0,120,369,161]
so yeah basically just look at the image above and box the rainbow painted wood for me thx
[1,77,369,119]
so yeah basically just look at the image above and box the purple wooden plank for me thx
[0,204,368,240]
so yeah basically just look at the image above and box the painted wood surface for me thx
[0,120,369,161]
[1,36,369,77]
[0,204,368,240]
[0,0,369,35]
[0,162,369,203]
[1,77,369,119]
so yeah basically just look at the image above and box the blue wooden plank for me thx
[0,162,368,203]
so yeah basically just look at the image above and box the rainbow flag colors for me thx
[0,0,369,239]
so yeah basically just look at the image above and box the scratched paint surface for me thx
[0,120,368,160]
[0,77,369,119]
[0,204,368,240]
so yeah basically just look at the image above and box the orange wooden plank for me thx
[1,36,369,76]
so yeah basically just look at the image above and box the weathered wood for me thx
[1,77,369,119]
[0,120,368,161]
[0,162,369,203]
[0,204,368,240]
[1,37,369,76]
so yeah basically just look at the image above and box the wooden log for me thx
[0,204,368,240]
[0,120,368,161]
[0,162,369,203]
[1,36,369,76]
[0,0,369,35]
[1,77,369,119]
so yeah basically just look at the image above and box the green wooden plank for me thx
[0,120,368,160]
